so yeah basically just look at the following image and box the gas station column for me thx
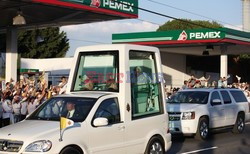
[5,28,18,82]
[220,46,228,85]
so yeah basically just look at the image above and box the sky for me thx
[61,0,243,57]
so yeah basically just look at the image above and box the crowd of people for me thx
[0,76,67,128]
[165,75,250,100]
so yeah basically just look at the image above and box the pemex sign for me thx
[178,30,222,41]
[33,0,138,17]
[112,28,226,43]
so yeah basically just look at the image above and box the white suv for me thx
[167,88,250,140]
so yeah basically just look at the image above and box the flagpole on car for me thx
[59,116,63,142]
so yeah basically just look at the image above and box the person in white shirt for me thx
[27,97,38,115]
[20,97,28,121]
[12,96,21,123]
[59,76,67,94]
[52,100,63,116]
[0,100,3,128]
[2,98,13,126]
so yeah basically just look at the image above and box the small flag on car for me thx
[59,117,74,141]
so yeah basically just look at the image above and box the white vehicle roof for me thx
[180,88,243,92]
[55,91,113,99]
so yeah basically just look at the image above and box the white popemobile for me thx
[167,88,250,140]
[0,44,171,154]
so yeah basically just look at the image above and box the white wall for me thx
[161,52,190,88]
[21,58,73,75]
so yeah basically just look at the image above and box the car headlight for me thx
[182,112,195,120]
[25,140,52,152]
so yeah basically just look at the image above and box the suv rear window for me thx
[230,91,247,103]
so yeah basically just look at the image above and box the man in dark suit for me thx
[64,102,81,120]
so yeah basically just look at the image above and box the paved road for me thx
[167,122,250,154]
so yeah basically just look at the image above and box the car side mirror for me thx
[93,117,109,127]
[211,99,221,106]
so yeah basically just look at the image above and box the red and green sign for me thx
[32,0,138,18]
[113,28,226,43]
[112,28,250,45]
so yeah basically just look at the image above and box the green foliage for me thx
[239,54,250,59]
[157,19,222,31]
[18,27,69,58]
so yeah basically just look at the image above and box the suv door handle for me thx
[118,126,125,130]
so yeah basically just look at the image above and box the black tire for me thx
[60,147,82,154]
[145,136,165,154]
[232,113,245,134]
[195,117,209,140]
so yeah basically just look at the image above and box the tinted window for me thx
[167,91,209,104]
[94,98,120,124]
[230,91,248,103]
[220,91,232,104]
[28,97,96,122]
[129,51,163,119]
[210,91,221,105]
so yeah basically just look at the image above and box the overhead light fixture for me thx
[206,45,214,51]
[13,9,26,25]
[202,50,209,56]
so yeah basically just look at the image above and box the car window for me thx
[94,98,120,124]
[129,50,163,119]
[220,91,232,104]
[210,91,221,105]
[230,91,248,103]
[167,91,209,104]
[28,97,96,122]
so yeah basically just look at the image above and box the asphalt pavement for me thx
[167,122,250,154]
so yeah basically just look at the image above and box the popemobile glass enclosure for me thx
[67,44,166,120]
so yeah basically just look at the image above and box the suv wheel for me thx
[60,147,82,154]
[195,117,209,140]
[145,136,164,154]
[232,113,245,134]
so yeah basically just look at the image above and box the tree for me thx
[157,19,222,31]
[18,27,69,58]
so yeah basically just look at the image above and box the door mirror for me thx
[211,99,221,106]
[93,117,109,127]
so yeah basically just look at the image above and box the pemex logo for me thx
[91,0,101,8]
[178,30,188,41]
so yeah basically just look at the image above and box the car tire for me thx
[195,117,209,140]
[60,147,82,154]
[232,113,245,134]
[145,136,165,154]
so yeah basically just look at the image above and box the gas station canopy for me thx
[112,28,250,56]
[0,0,138,31]
[112,28,250,86]
[1,0,138,82]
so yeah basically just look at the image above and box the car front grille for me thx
[0,139,23,152]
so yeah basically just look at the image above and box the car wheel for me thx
[145,136,164,154]
[232,113,245,134]
[195,117,209,140]
[60,147,82,154]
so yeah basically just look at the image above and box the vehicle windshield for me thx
[72,51,119,92]
[167,91,209,104]
[27,97,96,122]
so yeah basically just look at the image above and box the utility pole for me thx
[242,0,250,32]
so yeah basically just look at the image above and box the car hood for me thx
[0,120,60,140]
[167,103,201,112]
